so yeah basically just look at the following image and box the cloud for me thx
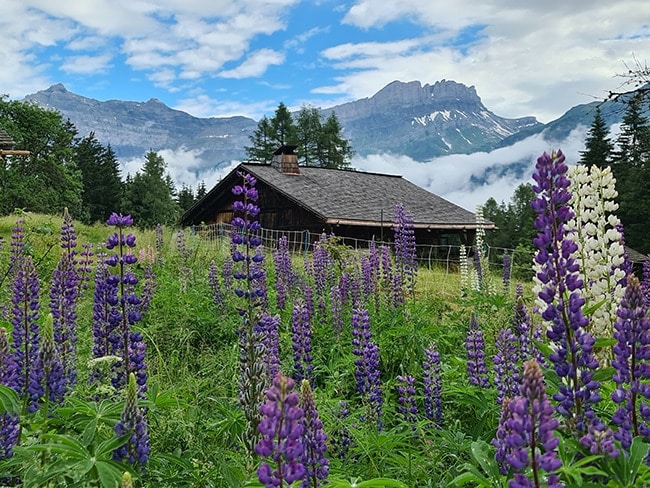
[219,49,285,79]
[352,126,589,211]
[60,53,113,75]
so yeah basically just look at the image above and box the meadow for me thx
[0,149,649,488]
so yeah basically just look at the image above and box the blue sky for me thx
[2,1,650,210]
[3,0,650,123]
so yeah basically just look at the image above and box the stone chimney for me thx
[271,145,300,175]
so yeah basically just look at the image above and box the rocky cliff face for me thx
[323,80,540,159]
[25,80,542,167]
[26,84,257,162]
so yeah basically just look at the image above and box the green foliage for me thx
[75,134,123,223]
[122,151,179,227]
[610,91,650,253]
[579,106,614,167]
[246,103,352,168]
[0,96,83,217]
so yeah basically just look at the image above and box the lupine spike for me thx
[255,374,306,488]
[299,380,329,488]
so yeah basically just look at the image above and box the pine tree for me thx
[320,112,352,169]
[196,180,207,199]
[247,103,353,168]
[177,183,195,213]
[122,151,179,227]
[75,134,123,223]
[611,91,650,253]
[579,107,613,168]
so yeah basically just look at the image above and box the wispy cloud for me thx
[220,49,285,79]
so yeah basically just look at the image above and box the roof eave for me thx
[324,218,494,230]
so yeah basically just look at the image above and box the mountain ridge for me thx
[24,80,543,167]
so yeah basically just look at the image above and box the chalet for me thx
[180,146,493,246]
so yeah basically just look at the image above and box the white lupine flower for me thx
[567,164,626,345]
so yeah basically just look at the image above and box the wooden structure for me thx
[180,146,492,245]
[0,128,29,158]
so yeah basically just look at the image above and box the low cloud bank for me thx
[120,127,589,213]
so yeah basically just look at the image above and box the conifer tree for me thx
[579,107,613,168]
[122,151,179,227]
[75,134,123,223]
[611,91,650,253]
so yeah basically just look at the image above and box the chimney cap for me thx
[273,145,298,156]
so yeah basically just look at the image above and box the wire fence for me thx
[186,222,532,280]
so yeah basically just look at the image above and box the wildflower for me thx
[493,327,521,404]
[611,275,650,450]
[256,374,306,488]
[292,299,313,383]
[0,328,19,460]
[531,150,601,431]
[566,164,626,342]
[351,308,383,429]
[501,360,562,487]
[114,372,150,469]
[102,213,147,395]
[300,380,329,488]
[231,172,268,455]
[465,314,490,388]
[273,236,295,310]
[11,255,44,413]
[48,249,79,391]
[423,342,443,428]
[502,251,512,291]
[396,374,418,431]
[393,203,417,303]
[208,261,226,311]
[330,285,344,339]
[329,401,351,459]
[39,316,66,406]
[257,314,281,383]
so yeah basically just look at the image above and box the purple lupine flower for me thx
[300,380,329,488]
[532,150,601,431]
[103,213,147,396]
[423,342,443,428]
[579,422,619,458]
[0,328,19,460]
[611,275,650,450]
[502,251,512,291]
[208,261,226,311]
[493,397,514,475]
[77,242,95,296]
[91,257,119,362]
[273,235,295,310]
[351,308,383,429]
[257,314,281,384]
[329,401,351,459]
[114,372,150,469]
[493,328,521,404]
[337,273,350,306]
[292,300,314,383]
[39,316,66,406]
[7,218,25,283]
[312,234,332,297]
[139,263,157,314]
[465,314,490,388]
[256,374,306,488]
[330,285,344,339]
[302,285,315,323]
[393,203,418,304]
[348,272,362,309]
[11,255,44,413]
[396,374,418,431]
[49,252,79,391]
[514,286,533,362]
[501,360,562,487]
[231,172,269,455]
[154,224,164,259]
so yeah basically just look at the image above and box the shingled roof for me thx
[0,128,15,150]
[182,162,489,230]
